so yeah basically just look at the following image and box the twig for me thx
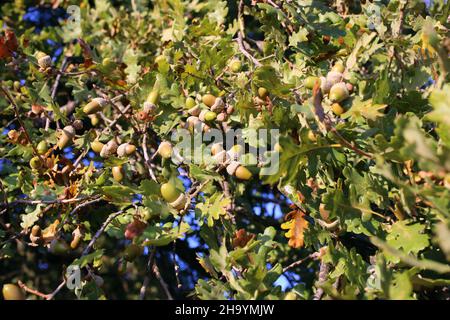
[312,83,373,159]
[283,251,321,273]
[237,0,262,67]
[313,261,330,300]
[142,132,158,182]
[139,247,156,300]
[0,85,42,161]
[82,209,125,256]
[46,56,69,131]
[5,196,99,207]
[18,280,49,299]
[152,261,173,300]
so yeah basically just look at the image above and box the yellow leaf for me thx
[281,210,308,248]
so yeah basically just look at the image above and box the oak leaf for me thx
[281,210,309,248]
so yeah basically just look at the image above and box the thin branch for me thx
[142,131,158,182]
[0,84,42,161]
[237,0,262,67]
[152,261,173,300]
[82,209,124,256]
[139,247,156,300]
[313,261,330,300]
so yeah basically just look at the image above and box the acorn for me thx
[158,141,173,159]
[57,125,75,149]
[91,140,104,154]
[123,244,143,262]
[331,62,345,73]
[160,182,181,203]
[226,161,252,180]
[37,141,48,155]
[304,76,320,89]
[331,103,345,116]
[100,139,118,158]
[230,59,242,72]
[29,156,43,169]
[202,94,216,107]
[185,97,196,109]
[117,143,136,157]
[89,114,100,126]
[326,71,343,86]
[83,98,107,115]
[147,88,160,105]
[30,225,41,244]
[70,227,82,250]
[35,51,52,69]
[199,110,217,122]
[2,284,25,300]
[226,105,234,115]
[137,110,149,121]
[112,166,124,182]
[258,87,268,99]
[329,82,349,103]
[307,130,317,142]
[160,182,187,210]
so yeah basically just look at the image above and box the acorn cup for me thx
[117,143,136,157]
[57,125,75,149]
[83,98,107,115]
[160,182,187,210]
[35,51,52,69]
[226,161,252,180]
[326,71,343,86]
[210,97,224,113]
[100,139,118,158]
[320,76,332,94]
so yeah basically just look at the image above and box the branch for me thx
[139,247,156,300]
[237,0,262,67]
[152,260,174,300]
[142,131,158,182]
[0,84,42,161]
[82,209,125,256]
[312,83,373,159]
[312,261,330,300]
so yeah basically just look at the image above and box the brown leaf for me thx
[281,210,309,248]
[232,229,255,248]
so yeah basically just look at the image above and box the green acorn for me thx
[329,82,349,103]
[57,125,75,149]
[37,141,48,155]
[304,76,320,89]
[230,59,242,72]
[83,98,107,115]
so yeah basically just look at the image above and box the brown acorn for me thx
[112,166,124,182]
